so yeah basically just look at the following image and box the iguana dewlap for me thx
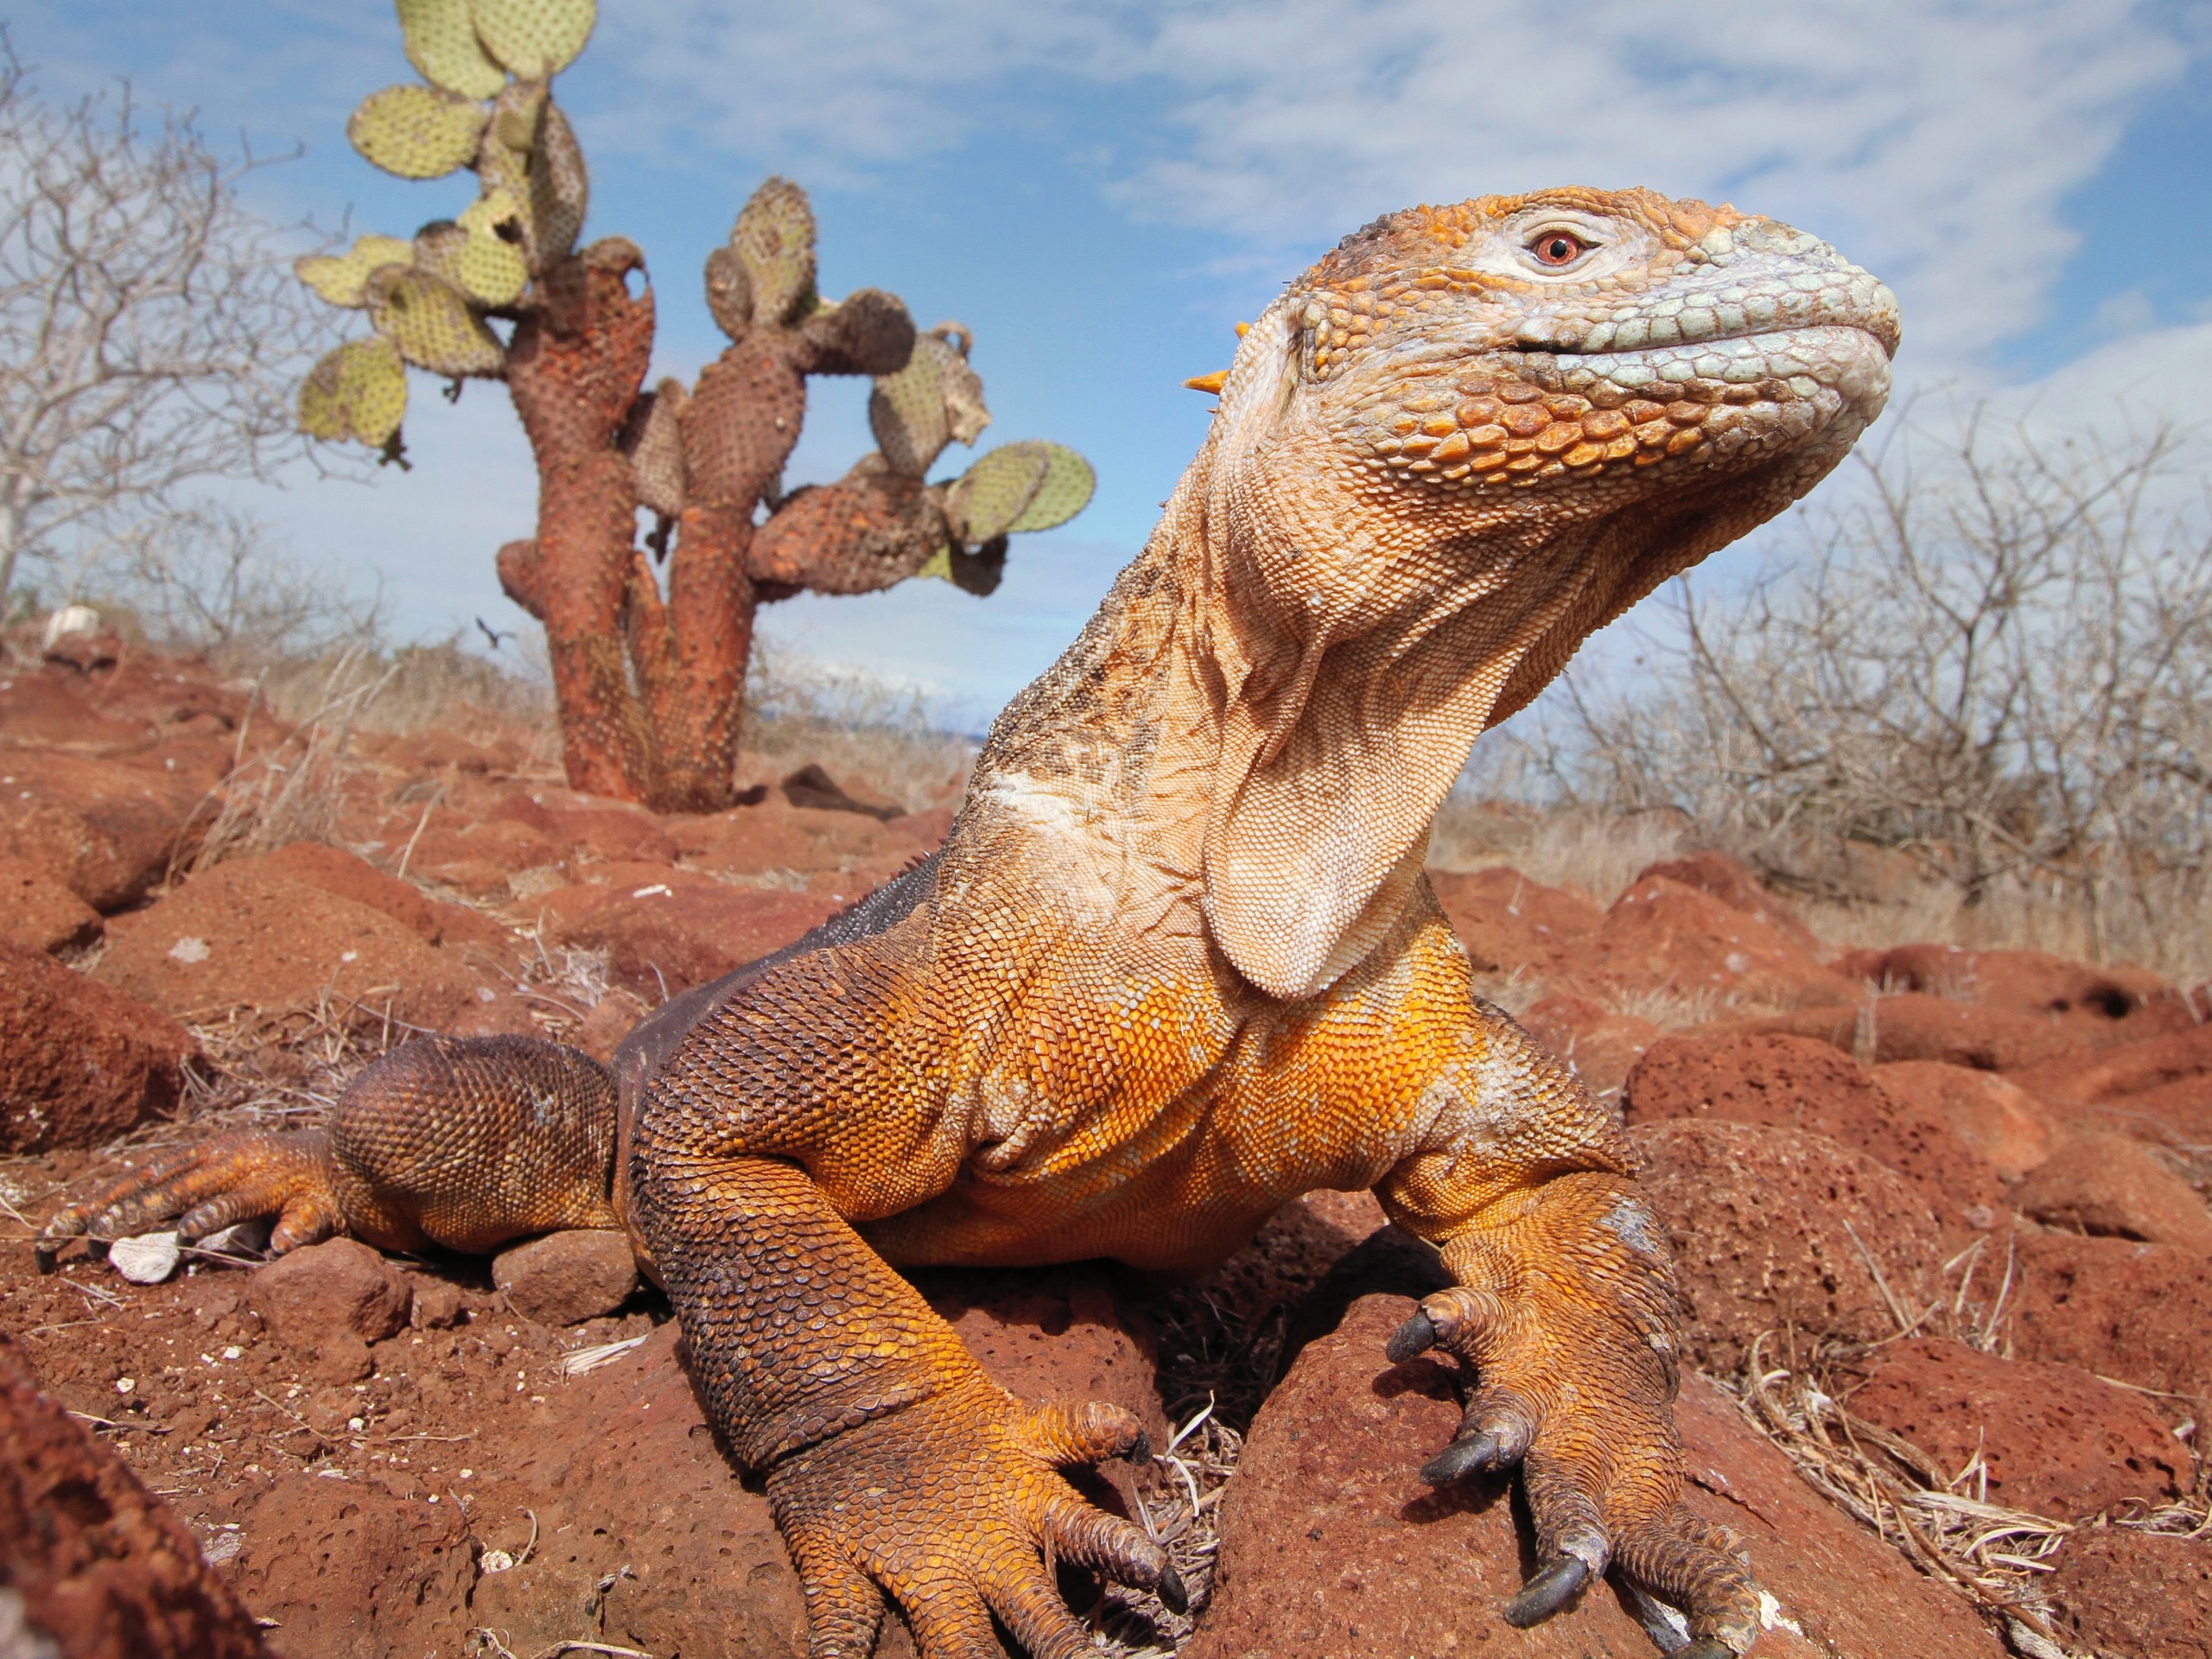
[44,188,1897,1659]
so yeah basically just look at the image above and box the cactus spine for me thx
[293,2,1095,810]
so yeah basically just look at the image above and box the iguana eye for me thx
[1531,231,1586,267]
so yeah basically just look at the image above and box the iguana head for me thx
[1186,188,1897,999]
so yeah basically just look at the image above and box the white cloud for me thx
[609,0,2187,373]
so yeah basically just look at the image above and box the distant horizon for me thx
[10,0,2210,730]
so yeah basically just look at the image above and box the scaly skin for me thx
[42,188,1898,1659]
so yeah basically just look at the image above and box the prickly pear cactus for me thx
[365,266,506,378]
[348,84,486,180]
[732,179,817,327]
[298,338,409,448]
[397,0,506,99]
[944,441,1095,544]
[295,236,415,308]
[868,327,989,478]
[470,0,596,80]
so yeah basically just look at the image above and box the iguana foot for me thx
[1389,1294,1763,1656]
[767,1376,1185,1658]
[35,1131,342,1268]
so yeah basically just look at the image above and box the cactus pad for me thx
[470,0,595,80]
[527,102,588,265]
[625,379,690,519]
[458,227,530,305]
[365,265,507,377]
[868,332,959,477]
[1005,442,1095,532]
[946,442,1095,542]
[298,337,409,447]
[410,220,470,288]
[704,247,753,340]
[348,83,486,180]
[732,177,817,327]
[396,0,506,99]
[295,235,414,308]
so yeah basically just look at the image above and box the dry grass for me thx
[1429,794,1688,903]
[743,643,974,811]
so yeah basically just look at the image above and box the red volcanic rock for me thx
[1427,865,1602,975]
[668,790,928,885]
[1631,1118,1943,1370]
[1187,1284,2005,1659]
[245,1237,413,1350]
[473,1268,1159,1659]
[93,856,486,1028]
[2013,1134,2212,1252]
[482,786,678,867]
[2009,1022,2212,1144]
[1549,873,1858,1014]
[493,1229,639,1325]
[1842,1337,2184,1518]
[1518,993,1662,1100]
[2048,1531,2212,1659]
[1639,849,1822,950]
[540,868,841,998]
[0,854,101,953]
[0,1334,269,1659]
[0,940,195,1154]
[1746,992,2088,1073]
[403,815,564,897]
[257,842,443,943]
[569,988,649,1063]
[2005,1230,2212,1400]
[223,1466,474,1659]
[1873,1061,2061,1181]
[0,667,150,751]
[1623,1033,2004,1227]
[1838,943,2185,1037]
[0,750,210,910]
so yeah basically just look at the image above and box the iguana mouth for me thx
[1344,321,1891,491]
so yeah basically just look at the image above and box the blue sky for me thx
[15,0,2212,728]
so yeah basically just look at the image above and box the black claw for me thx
[33,1243,60,1274]
[84,1236,110,1262]
[1154,1561,1190,1615]
[1418,1429,1502,1487]
[1125,1428,1152,1465]
[1502,1555,1591,1628]
[1384,1308,1437,1363]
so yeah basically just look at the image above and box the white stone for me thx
[109,1231,181,1284]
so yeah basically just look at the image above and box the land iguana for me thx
[41,188,1897,1659]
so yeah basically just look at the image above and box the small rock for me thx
[0,1333,270,1658]
[408,1275,467,1330]
[780,762,906,820]
[1842,1337,2184,1519]
[1624,1032,2005,1228]
[0,855,100,955]
[1872,1060,2059,1180]
[1546,872,1859,1014]
[2015,1132,2212,1251]
[2047,1530,2212,1659]
[1632,1118,1942,1370]
[245,1237,412,1348]
[2006,1230,2212,1400]
[493,1230,639,1325]
[107,1231,181,1285]
[0,939,197,1154]
[1189,1264,2005,1659]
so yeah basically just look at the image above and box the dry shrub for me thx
[1488,410,2212,982]
[743,641,974,810]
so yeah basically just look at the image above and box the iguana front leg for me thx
[634,1141,1185,1657]
[1378,1021,1759,1656]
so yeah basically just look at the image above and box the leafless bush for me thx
[79,504,385,668]
[0,40,344,614]
[743,642,975,809]
[1516,411,2212,976]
